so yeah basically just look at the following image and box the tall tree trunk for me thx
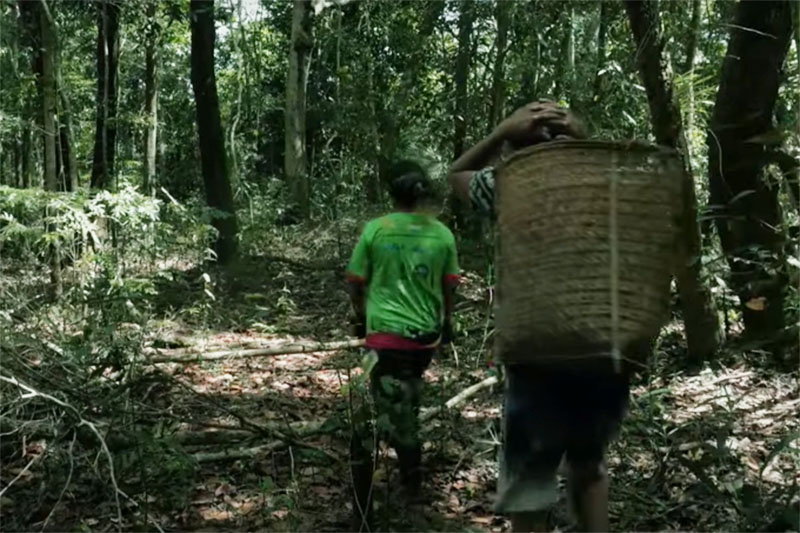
[683,0,701,140]
[57,91,78,191]
[19,76,36,189]
[625,0,721,361]
[37,0,61,297]
[451,0,474,230]
[190,0,238,264]
[593,1,609,102]
[566,4,575,102]
[284,0,312,218]
[18,0,42,188]
[706,0,792,352]
[39,2,57,193]
[90,0,120,190]
[794,2,800,147]
[143,0,159,194]
[453,0,474,160]
[363,4,380,204]
[487,0,510,131]
[42,0,78,192]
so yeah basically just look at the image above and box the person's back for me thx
[346,161,459,531]
[351,212,458,348]
[447,102,629,532]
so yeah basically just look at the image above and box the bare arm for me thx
[448,131,505,204]
[447,102,587,207]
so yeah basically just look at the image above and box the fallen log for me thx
[149,339,365,364]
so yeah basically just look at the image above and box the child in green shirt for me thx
[346,161,460,528]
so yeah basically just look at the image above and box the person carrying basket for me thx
[448,101,631,532]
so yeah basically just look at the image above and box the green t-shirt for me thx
[347,212,460,339]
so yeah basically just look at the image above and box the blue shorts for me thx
[495,365,630,514]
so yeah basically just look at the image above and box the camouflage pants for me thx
[350,349,433,529]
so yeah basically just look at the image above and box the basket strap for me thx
[609,151,621,374]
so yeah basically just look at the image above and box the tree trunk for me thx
[39,2,57,193]
[451,0,474,230]
[794,2,800,148]
[284,0,312,218]
[684,0,701,139]
[37,0,61,297]
[593,1,609,102]
[190,0,239,264]
[487,0,510,131]
[90,0,120,190]
[706,0,792,352]
[43,1,78,193]
[57,91,78,191]
[143,0,159,194]
[453,0,473,160]
[566,4,575,101]
[625,0,721,361]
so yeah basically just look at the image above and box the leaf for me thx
[787,256,800,269]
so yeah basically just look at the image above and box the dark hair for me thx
[388,160,432,208]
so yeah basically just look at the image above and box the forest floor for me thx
[1,225,799,532]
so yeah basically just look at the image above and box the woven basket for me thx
[494,140,682,367]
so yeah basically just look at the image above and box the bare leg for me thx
[509,511,549,532]
[567,461,609,532]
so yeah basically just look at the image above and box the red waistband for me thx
[365,332,436,351]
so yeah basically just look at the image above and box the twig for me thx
[40,430,76,532]
[708,371,754,386]
[0,374,123,531]
[148,338,365,363]
[0,454,39,498]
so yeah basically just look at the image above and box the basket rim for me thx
[499,139,679,170]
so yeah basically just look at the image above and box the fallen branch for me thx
[174,419,328,446]
[420,375,500,423]
[192,440,285,463]
[0,374,123,531]
[149,339,365,364]
[189,377,501,463]
[190,420,336,463]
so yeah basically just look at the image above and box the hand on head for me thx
[494,101,587,149]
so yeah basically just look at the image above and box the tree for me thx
[683,0,701,137]
[487,0,510,130]
[90,0,120,190]
[50,3,77,192]
[18,0,56,191]
[554,5,575,103]
[453,0,474,160]
[706,0,793,351]
[285,0,312,218]
[593,1,609,102]
[190,0,239,263]
[625,0,722,361]
[15,2,34,189]
[143,0,159,194]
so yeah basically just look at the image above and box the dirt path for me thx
[3,254,797,532]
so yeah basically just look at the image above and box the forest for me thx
[0,0,798,531]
